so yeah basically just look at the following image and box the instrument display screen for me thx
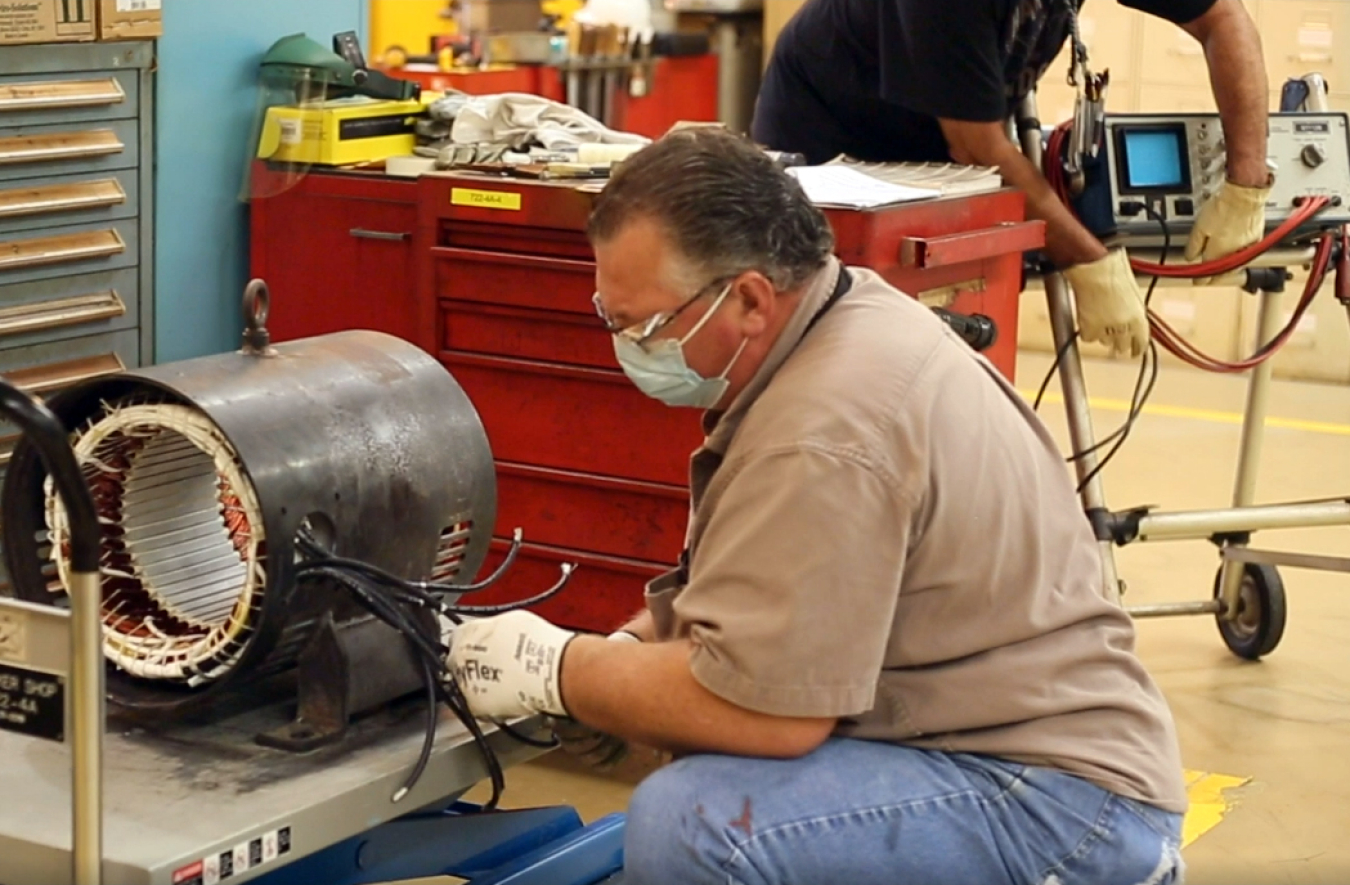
[1116,124,1190,193]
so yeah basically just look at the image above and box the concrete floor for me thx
[454,349,1350,884]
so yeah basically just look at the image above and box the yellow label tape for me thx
[451,188,523,211]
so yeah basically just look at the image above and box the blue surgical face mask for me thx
[613,282,748,409]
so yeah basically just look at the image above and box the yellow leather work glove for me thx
[1184,179,1271,282]
[1062,248,1150,358]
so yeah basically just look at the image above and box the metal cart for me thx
[1018,75,1349,660]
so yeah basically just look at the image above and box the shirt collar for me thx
[700,257,842,454]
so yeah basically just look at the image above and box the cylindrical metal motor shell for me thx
[2,330,496,715]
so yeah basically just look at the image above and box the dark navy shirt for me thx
[752,0,1218,164]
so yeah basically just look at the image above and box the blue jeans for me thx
[623,738,1184,885]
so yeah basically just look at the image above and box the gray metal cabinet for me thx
[0,41,155,470]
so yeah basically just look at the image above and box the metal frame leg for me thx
[1217,287,1283,615]
[1014,93,1124,603]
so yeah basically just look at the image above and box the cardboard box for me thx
[0,0,96,45]
[97,0,160,40]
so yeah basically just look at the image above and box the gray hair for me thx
[587,129,835,293]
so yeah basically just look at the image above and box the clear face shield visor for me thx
[240,66,334,202]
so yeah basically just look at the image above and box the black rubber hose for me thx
[0,381,99,573]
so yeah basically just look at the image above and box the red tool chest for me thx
[252,168,1042,632]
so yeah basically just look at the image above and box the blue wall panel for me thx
[155,0,368,362]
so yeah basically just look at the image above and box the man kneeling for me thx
[450,129,1187,885]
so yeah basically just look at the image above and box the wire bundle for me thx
[293,527,576,809]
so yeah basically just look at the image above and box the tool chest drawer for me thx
[441,300,616,369]
[434,247,597,314]
[496,462,688,564]
[0,217,137,287]
[472,538,667,633]
[441,351,704,486]
[0,268,139,349]
[0,167,136,234]
[0,117,140,182]
[0,69,139,128]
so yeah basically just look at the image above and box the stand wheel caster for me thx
[1213,563,1287,660]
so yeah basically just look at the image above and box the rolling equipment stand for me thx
[1017,74,1350,659]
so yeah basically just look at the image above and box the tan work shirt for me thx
[645,257,1188,814]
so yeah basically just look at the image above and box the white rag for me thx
[451,93,650,151]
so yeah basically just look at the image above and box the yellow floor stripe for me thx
[1181,769,1251,849]
[1020,390,1350,437]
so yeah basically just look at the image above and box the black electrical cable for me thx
[435,670,507,809]
[1072,207,1168,492]
[294,528,526,597]
[492,718,562,749]
[294,529,578,812]
[448,565,577,615]
[1033,332,1079,411]
[392,657,441,804]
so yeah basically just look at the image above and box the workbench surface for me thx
[0,684,547,885]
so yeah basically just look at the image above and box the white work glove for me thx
[448,610,576,721]
[1185,179,1271,264]
[1062,248,1150,358]
[545,631,638,771]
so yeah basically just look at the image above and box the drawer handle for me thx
[0,179,126,219]
[0,129,125,166]
[0,290,127,338]
[3,352,126,396]
[0,229,125,272]
[0,78,126,113]
[1291,51,1333,64]
[900,221,1045,269]
[350,228,411,242]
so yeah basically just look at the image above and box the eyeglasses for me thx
[592,276,736,347]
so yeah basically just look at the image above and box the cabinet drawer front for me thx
[496,462,688,563]
[442,351,703,486]
[0,268,138,347]
[0,168,136,234]
[434,246,597,314]
[441,300,616,369]
[469,539,664,634]
[0,118,139,181]
[0,71,138,127]
[0,218,138,287]
[0,327,141,468]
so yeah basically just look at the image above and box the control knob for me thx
[1301,143,1326,168]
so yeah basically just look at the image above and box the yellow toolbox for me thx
[257,95,431,167]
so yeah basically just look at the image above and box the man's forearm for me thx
[560,636,834,758]
[940,118,1108,268]
[1187,0,1269,186]
[615,608,656,642]
[993,142,1108,268]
